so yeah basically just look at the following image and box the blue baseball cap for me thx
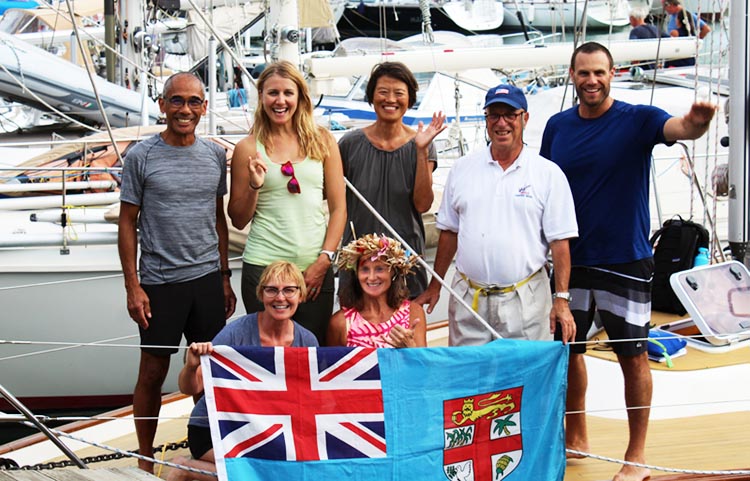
[483,84,528,111]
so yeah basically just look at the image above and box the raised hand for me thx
[414,111,448,149]
[247,152,267,190]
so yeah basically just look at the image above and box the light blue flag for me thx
[203,339,568,481]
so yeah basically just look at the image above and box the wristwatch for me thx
[553,292,572,302]
[320,250,336,263]
[221,269,232,278]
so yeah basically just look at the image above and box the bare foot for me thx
[612,464,650,481]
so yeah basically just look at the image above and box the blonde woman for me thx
[166,261,318,481]
[229,61,346,345]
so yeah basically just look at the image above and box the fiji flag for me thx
[202,339,568,481]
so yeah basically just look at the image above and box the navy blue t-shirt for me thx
[540,100,672,266]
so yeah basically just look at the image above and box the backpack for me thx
[649,216,710,314]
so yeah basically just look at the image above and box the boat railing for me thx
[0,383,87,469]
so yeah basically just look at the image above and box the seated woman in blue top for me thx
[166,261,318,481]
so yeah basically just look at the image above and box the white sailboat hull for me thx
[0,232,244,410]
[502,0,631,29]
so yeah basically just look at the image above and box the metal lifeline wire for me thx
[48,428,217,477]
[2,332,748,476]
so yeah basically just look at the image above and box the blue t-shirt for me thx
[188,313,319,428]
[629,24,660,40]
[667,12,706,34]
[540,100,672,266]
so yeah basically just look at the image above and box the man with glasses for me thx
[416,84,578,346]
[118,72,236,473]
[540,42,716,481]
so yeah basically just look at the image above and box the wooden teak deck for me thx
[0,467,160,481]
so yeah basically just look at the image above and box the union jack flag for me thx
[204,345,386,463]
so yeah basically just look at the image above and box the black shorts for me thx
[557,258,654,356]
[140,271,226,356]
[188,425,213,460]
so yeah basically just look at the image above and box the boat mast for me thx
[267,0,300,66]
[728,0,750,266]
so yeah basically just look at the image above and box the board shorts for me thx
[557,258,654,356]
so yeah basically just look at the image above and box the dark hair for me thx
[162,72,205,99]
[338,260,410,311]
[570,42,614,71]
[365,62,419,109]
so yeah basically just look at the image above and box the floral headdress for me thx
[337,233,419,277]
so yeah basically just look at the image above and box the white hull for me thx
[502,0,631,29]
[0,222,245,410]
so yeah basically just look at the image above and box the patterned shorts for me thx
[559,258,654,356]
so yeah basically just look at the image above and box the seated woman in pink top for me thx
[328,234,427,348]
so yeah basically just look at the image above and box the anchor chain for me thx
[0,439,188,470]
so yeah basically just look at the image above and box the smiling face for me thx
[261,275,301,323]
[158,74,206,145]
[357,258,393,299]
[371,76,410,123]
[570,50,614,116]
[260,74,299,126]
[485,104,528,154]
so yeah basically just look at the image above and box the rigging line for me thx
[0,255,246,291]
[566,449,750,476]
[343,176,501,340]
[567,397,750,416]
[568,329,747,345]
[64,0,124,167]
[0,273,124,291]
[29,396,748,424]
[0,335,140,363]
[184,0,256,90]
[47,428,218,477]
[3,330,737,353]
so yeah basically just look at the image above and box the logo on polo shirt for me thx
[515,184,533,198]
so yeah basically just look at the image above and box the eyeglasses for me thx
[167,96,205,109]
[261,285,301,298]
[485,111,524,123]
[281,161,301,194]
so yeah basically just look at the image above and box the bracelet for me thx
[250,182,263,190]
[221,269,232,277]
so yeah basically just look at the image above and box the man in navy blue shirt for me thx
[540,42,715,481]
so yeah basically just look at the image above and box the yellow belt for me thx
[460,268,543,312]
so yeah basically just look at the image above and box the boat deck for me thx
[0,467,160,480]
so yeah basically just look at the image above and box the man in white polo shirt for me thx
[415,84,578,345]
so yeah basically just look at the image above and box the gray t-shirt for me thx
[188,312,319,428]
[339,129,437,297]
[120,134,228,285]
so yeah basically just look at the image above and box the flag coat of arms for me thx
[202,339,567,480]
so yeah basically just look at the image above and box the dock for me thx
[0,467,161,481]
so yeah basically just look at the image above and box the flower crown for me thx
[337,233,419,276]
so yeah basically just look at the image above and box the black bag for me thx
[649,216,710,314]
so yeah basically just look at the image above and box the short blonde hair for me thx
[256,261,308,301]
